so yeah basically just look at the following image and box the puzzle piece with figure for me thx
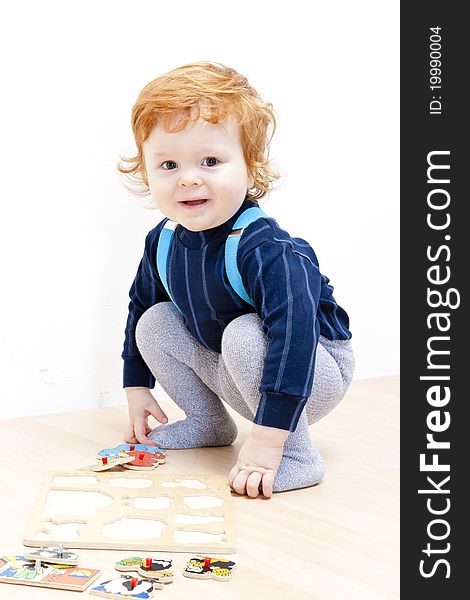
[182,555,236,581]
[24,544,78,565]
[81,450,134,472]
[122,451,161,471]
[115,556,173,584]
[99,444,167,464]
[90,575,161,598]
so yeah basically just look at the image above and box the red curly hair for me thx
[118,61,279,201]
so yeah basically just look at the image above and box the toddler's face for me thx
[143,117,253,231]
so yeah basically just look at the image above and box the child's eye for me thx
[202,157,220,167]
[161,160,178,170]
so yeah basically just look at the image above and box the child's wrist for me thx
[250,423,289,446]
[125,386,151,398]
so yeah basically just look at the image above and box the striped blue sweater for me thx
[123,198,352,431]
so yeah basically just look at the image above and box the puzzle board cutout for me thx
[24,471,235,553]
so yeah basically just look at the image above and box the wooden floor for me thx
[0,376,399,599]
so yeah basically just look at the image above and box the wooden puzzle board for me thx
[24,471,236,553]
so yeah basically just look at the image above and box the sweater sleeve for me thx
[122,222,171,388]
[238,225,322,431]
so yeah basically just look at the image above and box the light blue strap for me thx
[156,220,183,313]
[157,208,269,311]
[232,206,269,230]
[225,207,269,306]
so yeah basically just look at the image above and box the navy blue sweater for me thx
[123,199,352,431]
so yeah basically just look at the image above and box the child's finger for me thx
[228,465,240,487]
[136,433,156,446]
[231,470,249,495]
[261,472,275,498]
[134,420,155,446]
[124,425,138,444]
[148,403,168,424]
[246,471,263,498]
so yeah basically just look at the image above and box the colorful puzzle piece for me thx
[0,555,100,591]
[182,556,236,581]
[122,451,161,471]
[115,556,173,584]
[81,450,133,472]
[90,575,159,598]
[99,444,167,463]
[24,545,79,565]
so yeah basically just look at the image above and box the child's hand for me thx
[125,387,168,446]
[228,424,289,499]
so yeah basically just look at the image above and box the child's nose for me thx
[178,170,203,187]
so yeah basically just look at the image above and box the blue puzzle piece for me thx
[98,444,166,458]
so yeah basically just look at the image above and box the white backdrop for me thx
[0,1,399,418]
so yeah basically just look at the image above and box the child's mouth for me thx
[180,199,209,207]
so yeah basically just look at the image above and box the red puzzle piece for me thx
[123,451,159,470]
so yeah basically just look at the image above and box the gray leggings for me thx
[135,302,355,426]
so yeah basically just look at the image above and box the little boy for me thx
[119,62,354,498]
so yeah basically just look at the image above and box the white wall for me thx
[0,1,399,418]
